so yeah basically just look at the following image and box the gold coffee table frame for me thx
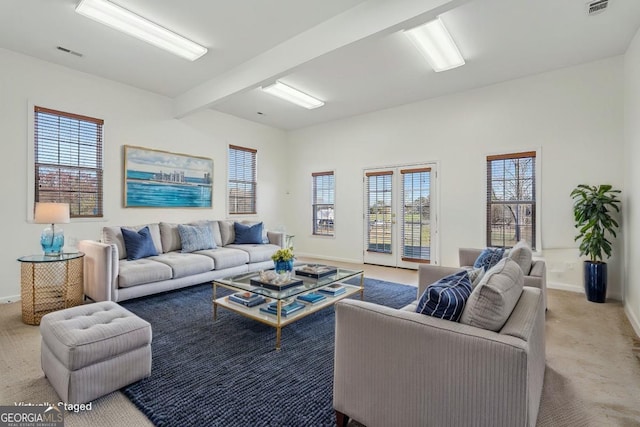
[17,252,85,325]
[213,266,364,350]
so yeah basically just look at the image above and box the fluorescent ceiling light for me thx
[75,0,207,61]
[404,17,464,72]
[261,81,325,109]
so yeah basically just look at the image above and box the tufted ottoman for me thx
[39,301,152,404]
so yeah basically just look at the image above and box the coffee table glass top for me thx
[213,265,363,300]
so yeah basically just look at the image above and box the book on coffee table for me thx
[259,301,305,317]
[318,283,347,296]
[228,292,266,307]
[296,292,327,304]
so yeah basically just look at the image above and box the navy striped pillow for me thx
[415,270,472,321]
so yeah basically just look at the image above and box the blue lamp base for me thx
[41,225,64,256]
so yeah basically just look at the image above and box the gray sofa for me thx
[78,220,284,302]
[333,260,546,427]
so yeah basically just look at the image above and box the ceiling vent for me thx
[56,46,83,57]
[587,0,609,16]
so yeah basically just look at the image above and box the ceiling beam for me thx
[172,0,470,118]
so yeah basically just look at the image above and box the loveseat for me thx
[78,220,284,302]
[333,258,546,427]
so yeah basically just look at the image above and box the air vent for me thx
[587,0,608,15]
[56,46,83,57]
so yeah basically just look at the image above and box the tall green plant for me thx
[570,184,621,263]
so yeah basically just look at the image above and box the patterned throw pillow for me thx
[415,270,472,322]
[473,247,505,271]
[178,224,215,253]
[121,226,159,260]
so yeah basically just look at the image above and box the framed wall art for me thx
[123,145,213,208]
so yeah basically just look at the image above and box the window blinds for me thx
[228,145,257,214]
[34,106,103,218]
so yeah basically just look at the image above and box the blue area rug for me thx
[121,278,417,427]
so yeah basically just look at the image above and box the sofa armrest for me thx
[78,240,119,302]
[267,231,285,248]
[459,247,483,267]
[418,264,464,296]
[333,298,542,427]
[525,259,547,308]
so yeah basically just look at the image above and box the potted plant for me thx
[271,247,295,273]
[570,184,621,303]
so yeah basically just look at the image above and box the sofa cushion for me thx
[118,258,173,288]
[195,247,250,270]
[159,222,181,253]
[460,258,524,332]
[151,253,214,279]
[103,223,162,260]
[218,220,235,246]
[178,224,215,252]
[121,226,159,260]
[233,222,264,244]
[473,247,505,271]
[226,243,280,263]
[415,270,472,322]
[508,240,533,275]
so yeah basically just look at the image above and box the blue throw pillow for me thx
[121,226,158,260]
[233,222,264,244]
[178,224,215,253]
[415,270,472,322]
[473,247,505,271]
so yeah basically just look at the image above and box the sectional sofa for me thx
[78,220,284,302]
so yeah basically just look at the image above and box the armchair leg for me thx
[335,410,350,427]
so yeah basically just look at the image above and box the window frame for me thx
[32,105,104,219]
[228,144,257,215]
[312,171,335,237]
[485,150,539,251]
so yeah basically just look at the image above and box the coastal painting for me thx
[124,145,213,208]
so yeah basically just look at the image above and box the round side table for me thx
[17,252,85,325]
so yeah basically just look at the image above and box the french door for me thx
[363,164,437,269]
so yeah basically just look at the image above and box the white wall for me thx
[287,57,625,298]
[0,48,288,301]
[624,28,640,336]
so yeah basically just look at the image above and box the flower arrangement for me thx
[271,247,294,262]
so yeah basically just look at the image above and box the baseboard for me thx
[547,281,583,294]
[0,295,20,304]
[295,252,362,265]
[624,303,640,339]
[547,281,624,300]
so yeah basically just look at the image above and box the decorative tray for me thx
[295,264,338,279]
[250,277,303,291]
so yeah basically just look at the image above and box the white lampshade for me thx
[34,203,70,224]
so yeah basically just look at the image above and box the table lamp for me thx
[34,202,70,256]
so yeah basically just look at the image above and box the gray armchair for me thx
[333,263,546,427]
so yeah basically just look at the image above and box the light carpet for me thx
[0,283,639,426]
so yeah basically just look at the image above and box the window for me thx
[486,151,536,249]
[401,167,431,262]
[312,171,334,236]
[34,106,103,218]
[228,145,257,214]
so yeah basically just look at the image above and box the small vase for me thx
[274,260,294,273]
[584,261,607,303]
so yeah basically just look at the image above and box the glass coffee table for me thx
[213,264,364,350]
